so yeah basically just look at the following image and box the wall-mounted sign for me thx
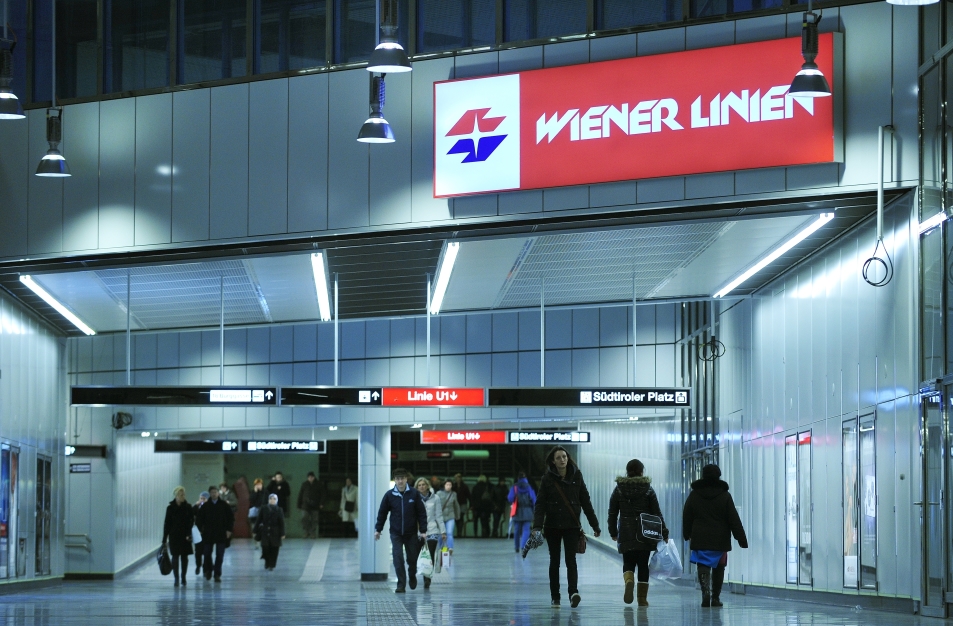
[508,431,591,443]
[420,430,507,445]
[281,387,383,406]
[69,464,91,474]
[154,440,326,453]
[434,34,840,197]
[488,388,690,408]
[71,386,278,406]
[64,445,108,458]
[383,387,485,407]
[245,441,325,453]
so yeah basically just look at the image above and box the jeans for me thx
[203,541,226,578]
[513,521,531,552]
[262,545,280,569]
[441,519,455,551]
[622,549,651,582]
[390,532,420,589]
[545,527,580,600]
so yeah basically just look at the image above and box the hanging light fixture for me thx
[36,0,70,176]
[367,0,411,73]
[0,0,23,119]
[887,0,937,7]
[36,108,69,177]
[357,74,394,143]
[789,6,831,98]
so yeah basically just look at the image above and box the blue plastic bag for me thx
[648,539,683,579]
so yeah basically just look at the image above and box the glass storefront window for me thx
[504,0,587,42]
[334,0,407,64]
[178,0,247,84]
[257,0,327,74]
[417,0,496,53]
[923,227,944,382]
[842,419,858,588]
[785,435,797,584]
[694,0,781,17]
[35,0,98,101]
[104,0,170,93]
[596,0,680,30]
[858,414,876,589]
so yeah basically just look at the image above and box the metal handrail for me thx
[65,534,90,542]
[65,543,90,552]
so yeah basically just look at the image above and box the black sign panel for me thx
[69,464,92,473]
[65,445,108,458]
[281,387,383,406]
[488,387,691,408]
[243,441,326,453]
[155,440,240,453]
[71,386,278,406]
[508,431,591,444]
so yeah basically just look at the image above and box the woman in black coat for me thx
[608,459,668,606]
[532,445,601,608]
[682,464,748,608]
[163,486,195,586]
[255,493,286,571]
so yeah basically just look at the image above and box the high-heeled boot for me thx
[697,566,712,608]
[711,566,725,607]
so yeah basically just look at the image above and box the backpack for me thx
[517,490,533,511]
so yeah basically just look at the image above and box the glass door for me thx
[922,392,947,617]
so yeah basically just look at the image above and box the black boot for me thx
[711,567,725,607]
[697,566,711,608]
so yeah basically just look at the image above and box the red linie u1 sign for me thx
[433,34,841,198]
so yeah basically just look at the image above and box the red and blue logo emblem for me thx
[446,108,507,163]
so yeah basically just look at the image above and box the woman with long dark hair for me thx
[532,446,601,608]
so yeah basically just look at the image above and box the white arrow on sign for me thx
[265,391,274,400]
[372,391,380,400]
[450,391,458,400]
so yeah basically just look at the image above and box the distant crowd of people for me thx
[375,446,747,610]
[162,471,359,583]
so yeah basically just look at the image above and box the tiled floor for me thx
[0,538,937,625]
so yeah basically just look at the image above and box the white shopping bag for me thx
[191,525,202,545]
[648,539,683,579]
[416,548,434,578]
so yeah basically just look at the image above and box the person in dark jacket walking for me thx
[249,478,267,549]
[608,459,669,606]
[452,474,471,537]
[192,492,208,575]
[492,477,510,538]
[162,486,194,587]
[532,446,602,608]
[470,475,493,538]
[374,468,428,593]
[255,493,286,570]
[195,485,235,582]
[267,471,292,515]
[683,464,748,608]
[297,472,325,538]
[507,473,536,553]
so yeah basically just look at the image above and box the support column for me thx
[359,425,391,581]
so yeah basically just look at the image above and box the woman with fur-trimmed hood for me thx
[608,459,669,606]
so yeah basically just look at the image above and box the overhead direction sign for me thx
[383,387,485,408]
[281,387,383,406]
[488,388,691,408]
[421,430,507,445]
[508,431,591,443]
[434,34,840,197]
[155,440,326,453]
[71,386,278,407]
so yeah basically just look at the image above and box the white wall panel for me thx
[0,112,28,256]
[28,109,63,254]
[209,83,249,240]
[134,93,172,246]
[249,80,289,236]
[62,102,100,251]
[99,99,136,249]
[171,89,211,242]
[288,73,328,233]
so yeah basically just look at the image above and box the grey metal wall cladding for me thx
[68,302,680,429]
[0,4,917,260]
[718,194,919,596]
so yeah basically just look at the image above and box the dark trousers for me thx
[622,549,651,583]
[545,527,580,600]
[203,541,226,578]
[421,538,438,577]
[476,510,491,537]
[492,511,504,537]
[390,532,420,589]
[171,554,189,581]
[262,545,280,569]
[301,510,320,537]
[194,543,203,571]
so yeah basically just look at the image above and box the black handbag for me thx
[639,513,664,542]
[344,501,355,513]
[157,545,172,576]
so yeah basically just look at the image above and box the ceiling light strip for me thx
[311,252,332,322]
[429,241,460,315]
[918,211,948,235]
[20,275,96,335]
[713,212,834,299]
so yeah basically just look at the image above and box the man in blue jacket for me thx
[374,468,427,593]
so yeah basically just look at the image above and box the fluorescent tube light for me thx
[429,241,460,315]
[311,252,332,321]
[918,211,948,235]
[713,213,834,298]
[20,275,96,335]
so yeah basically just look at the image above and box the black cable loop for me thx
[862,237,893,287]
[698,336,726,362]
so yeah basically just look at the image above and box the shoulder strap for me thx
[551,480,582,529]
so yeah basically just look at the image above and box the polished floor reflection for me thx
[0,538,936,625]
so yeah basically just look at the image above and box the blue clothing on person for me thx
[690,550,726,568]
[508,478,537,552]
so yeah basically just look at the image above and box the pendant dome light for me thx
[36,0,70,177]
[886,0,937,7]
[357,74,395,143]
[367,0,411,73]
[0,0,24,119]
[789,7,831,98]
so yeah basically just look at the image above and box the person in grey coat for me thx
[414,478,447,589]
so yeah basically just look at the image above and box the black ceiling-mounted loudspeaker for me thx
[112,411,133,430]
